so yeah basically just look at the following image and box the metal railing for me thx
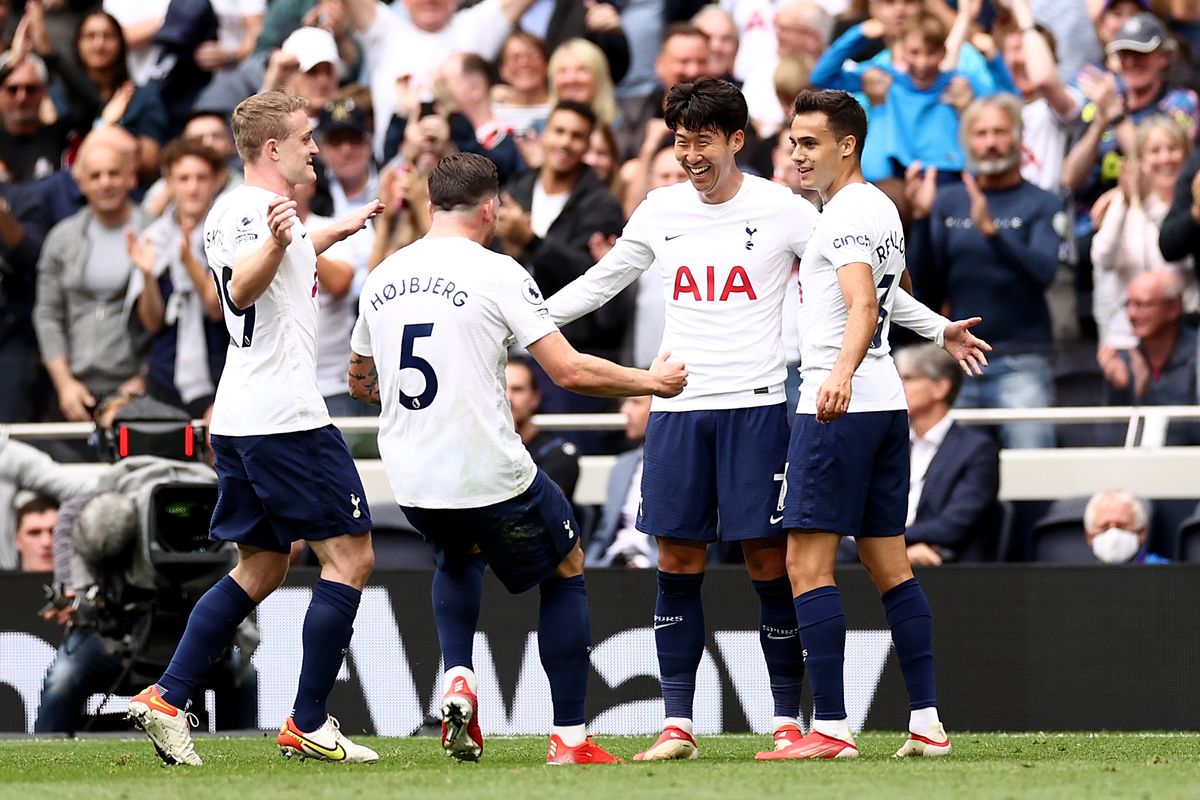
[8,406,1200,448]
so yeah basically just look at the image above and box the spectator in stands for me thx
[873,12,1017,185]
[0,180,48,423]
[615,22,709,160]
[506,357,580,499]
[33,123,141,230]
[1062,12,1199,256]
[44,9,169,183]
[195,0,265,76]
[584,122,621,193]
[369,113,454,268]
[34,129,149,423]
[256,0,364,76]
[585,395,653,568]
[128,139,226,419]
[104,0,169,86]
[496,102,626,366]
[534,0,630,85]
[143,110,241,219]
[999,0,1084,194]
[897,344,1001,565]
[1090,0,1152,67]
[434,52,526,185]
[346,0,539,157]
[1083,489,1168,564]
[0,432,94,570]
[908,94,1061,449]
[811,0,1009,183]
[0,51,71,183]
[1159,136,1200,267]
[492,31,552,135]
[261,27,344,119]
[548,37,620,131]
[13,495,57,573]
[627,145,686,368]
[1092,116,1197,348]
[692,5,740,85]
[1099,271,1199,442]
[743,0,832,137]
[314,96,378,268]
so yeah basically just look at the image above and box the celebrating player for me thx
[127,92,385,766]
[347,152,686,765]
[756,89,990,762]
[548,77,819,759]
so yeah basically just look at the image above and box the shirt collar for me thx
[911,414,953,448]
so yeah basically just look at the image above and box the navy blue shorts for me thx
[401,469,578,594]
[636,404,789,542]
[782,410,909,538]
[210,424,372,553]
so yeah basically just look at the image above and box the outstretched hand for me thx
[942,317,991,376]
[344,198,386,237]
[649,350,687,398]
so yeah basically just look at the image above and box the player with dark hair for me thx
[348,152,686,765]
[549,76,819,760]
[756,89,989,761]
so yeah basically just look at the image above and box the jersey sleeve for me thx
[497,262,559,349]
[544,197,655,327]
[816,203,874,270]
[350,301,373,357]
[785,194,820,258]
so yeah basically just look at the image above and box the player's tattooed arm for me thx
[347,353,381,405]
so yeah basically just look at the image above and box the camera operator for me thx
[33,395,257,734]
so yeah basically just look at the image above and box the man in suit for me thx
[897,344,1001,564]
[585,395,653,567]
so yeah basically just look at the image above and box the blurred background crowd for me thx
[4,0,1200,571]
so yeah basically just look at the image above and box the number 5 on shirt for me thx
[400,323,438,409]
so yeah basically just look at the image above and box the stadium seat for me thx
[1030,497,1094,564]
[1176,503,1200,562]
[1149,499,1194,561]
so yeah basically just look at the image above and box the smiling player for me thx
[756,89,990,762]
[127,92,385,766]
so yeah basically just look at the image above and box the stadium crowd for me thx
[3,0,1200,568]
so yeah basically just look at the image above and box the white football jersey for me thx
[203,185,331,435]
[797,182,909,414]
[548,175,819,411]
[351,236,558,508]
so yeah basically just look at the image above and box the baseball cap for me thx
[1107,12,1170,55]
[318,97,371,137]
[281,26,343,76]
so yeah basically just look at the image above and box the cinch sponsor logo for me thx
[831,234,871,249]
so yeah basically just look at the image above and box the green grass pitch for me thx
[2,733,1198,800]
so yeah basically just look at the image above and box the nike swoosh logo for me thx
[146,696,178,716]
[293,733,346,760]
[770,514,784,525]
[301,232,308,238]
[664,234,685,241]
[653,622,680,630]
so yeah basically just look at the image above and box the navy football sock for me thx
[793,585,847,721]
[158,575,255,709]
[882,577,937,710]
[538,575,590,726]
[655,570,705,721]
[753,577,804,720]
[432,555,486,671]
[291,579,361,732]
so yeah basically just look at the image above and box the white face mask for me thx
[1091,527,1141,564]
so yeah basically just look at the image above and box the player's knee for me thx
[656,539,706,574]
[743,541,788,581]
[553,543,584,579]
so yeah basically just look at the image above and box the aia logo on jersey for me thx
[673,265,757,302]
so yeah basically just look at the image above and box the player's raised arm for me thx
[225,196,295,308]
[544,217,655,327]
[310,199,386,257]
[527,331,686,398]
[890,289,991,375]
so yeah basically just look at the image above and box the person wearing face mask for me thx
[1083,489,1168,564]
